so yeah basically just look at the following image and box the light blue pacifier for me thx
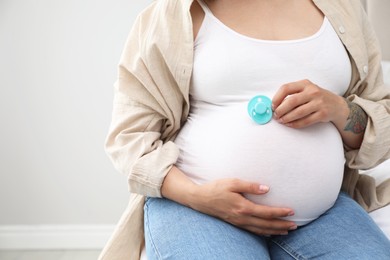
[247,95,273,124]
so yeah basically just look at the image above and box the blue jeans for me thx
[144,192,390,259]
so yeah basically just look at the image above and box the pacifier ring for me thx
[247,95,273,125]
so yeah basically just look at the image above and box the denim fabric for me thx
[144,192,390,260]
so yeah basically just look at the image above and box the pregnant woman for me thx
[101,0,390,259]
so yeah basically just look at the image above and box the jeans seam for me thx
[270,238,307,260]
[145,200,163,260]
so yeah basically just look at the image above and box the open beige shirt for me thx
[100,0,390,259]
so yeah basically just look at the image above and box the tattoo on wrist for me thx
[344,100,368,134]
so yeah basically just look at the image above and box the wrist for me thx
[161,166,202,208]
[331,96,350,130]
[331,97,366,148]
[183,182,200,209]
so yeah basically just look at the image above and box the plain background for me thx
[0,0,151,226]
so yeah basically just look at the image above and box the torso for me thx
[179,0,351,225]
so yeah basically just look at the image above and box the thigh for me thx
[269,192,390,260]
[144,197,270,260]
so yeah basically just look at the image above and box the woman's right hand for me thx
[190,178,297,236]
[162,166,297,236]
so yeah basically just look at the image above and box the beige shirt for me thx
[100,0,390,259]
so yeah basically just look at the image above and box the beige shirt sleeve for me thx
[342,1,390,170]
[105,3,181,197]
[104,0,193,197]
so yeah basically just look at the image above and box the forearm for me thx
[161,165,199,207]
[161,165,297,235]
[332,96,367,149]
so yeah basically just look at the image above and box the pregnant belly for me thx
[175,104,345,225]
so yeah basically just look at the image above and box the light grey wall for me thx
[366,0,390,60]
[0,0,151,225]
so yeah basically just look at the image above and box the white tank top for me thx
[174,0,351,225]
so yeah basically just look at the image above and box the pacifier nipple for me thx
[255,102,267,114]
[248,95,273,125]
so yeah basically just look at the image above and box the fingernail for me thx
[289,225,298,230]
[259,185,269,192]
[288,211,295,216]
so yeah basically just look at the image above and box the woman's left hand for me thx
[272,79,349,129]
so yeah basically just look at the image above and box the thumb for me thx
[228,179,270,194]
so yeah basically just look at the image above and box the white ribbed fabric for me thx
[175,0,351,225]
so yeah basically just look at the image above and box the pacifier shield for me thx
[248,95,273,124]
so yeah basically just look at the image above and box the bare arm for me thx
[272,79,367,149]
[329,97,367,149]
[161,166,297,236]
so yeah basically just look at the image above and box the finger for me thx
[244,225,291,236]
[278,102,316,124]
[242,216,297,232]
[272,81,307,110]
[240,217,298,236]
[285,112,323,129]
[226,178,270,194]
[227,211,298,235]
[250,203,295,219]
[274,93,312,120]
